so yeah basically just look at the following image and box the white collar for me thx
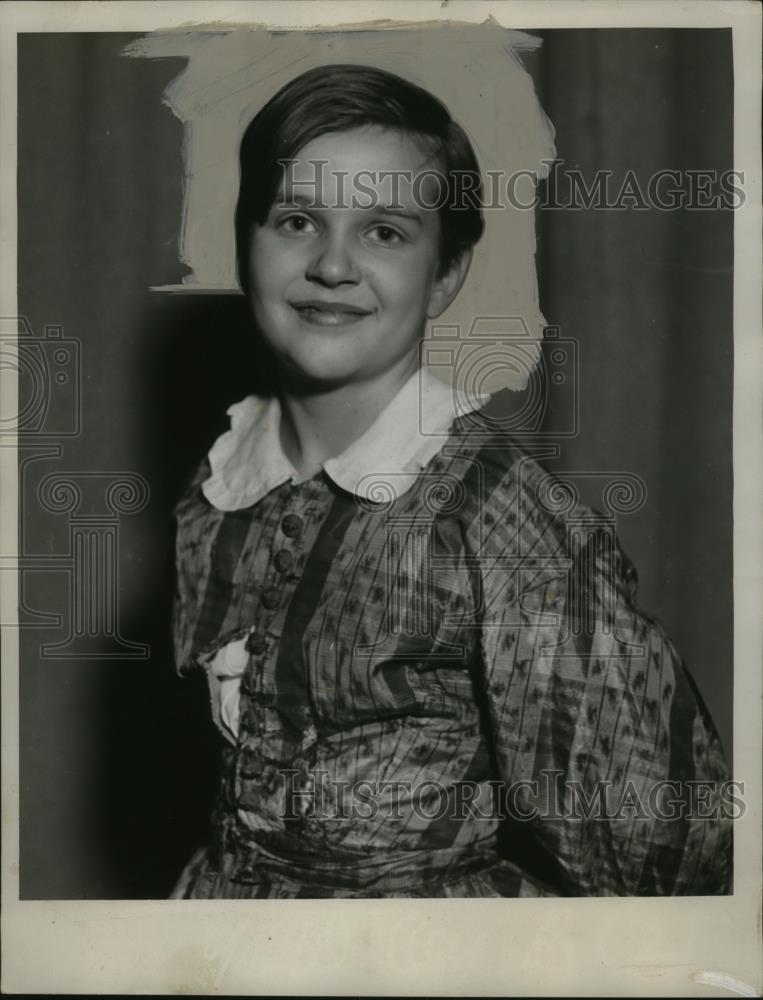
[202,367,489,511]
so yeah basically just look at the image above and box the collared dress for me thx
[170,369,732,898]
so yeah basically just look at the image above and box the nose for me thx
[305,231,360,287]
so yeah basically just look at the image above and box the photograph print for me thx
[14,15,741,902]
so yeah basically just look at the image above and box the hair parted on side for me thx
[234,63,485,292]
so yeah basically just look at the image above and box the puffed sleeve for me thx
[473,458,733,896]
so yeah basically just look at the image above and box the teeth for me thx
[295,306,366,326]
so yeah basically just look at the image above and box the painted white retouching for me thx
[124,21,557,393]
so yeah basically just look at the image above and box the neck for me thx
[277,354,420,480]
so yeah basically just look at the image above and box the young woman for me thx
[170,64,732,898]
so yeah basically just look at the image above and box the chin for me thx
[278,352,363,390]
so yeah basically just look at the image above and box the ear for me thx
[426,248,473,319]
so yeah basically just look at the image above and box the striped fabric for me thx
[171,403,732,898]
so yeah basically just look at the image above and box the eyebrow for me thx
[372,206,423,224]
[275,192,317,208]
[274,190,424,226]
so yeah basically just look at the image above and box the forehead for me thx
[278,126,442,209]
[289,126,435,173]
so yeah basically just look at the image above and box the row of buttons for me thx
[247,512,304,651]
[264,511,302,605]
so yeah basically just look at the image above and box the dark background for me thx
[18,28,733,898]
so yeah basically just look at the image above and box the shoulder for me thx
[442,405,571,555]
[173,393,273,522]
[444,401,639,595]
[173,455,212,520]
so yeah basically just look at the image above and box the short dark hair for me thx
[234,64,485,292]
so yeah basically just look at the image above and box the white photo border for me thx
[1,2,761,995]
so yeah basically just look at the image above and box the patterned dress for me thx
[170,375,732,898]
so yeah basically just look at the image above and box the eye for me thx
[367,224,405,246]
[278,213,317,235]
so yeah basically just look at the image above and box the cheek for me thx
[375,251,437,307]
[248,237,293,302]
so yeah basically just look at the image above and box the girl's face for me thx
[246,126,469,388]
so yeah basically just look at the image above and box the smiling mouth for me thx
[291,302,373,327]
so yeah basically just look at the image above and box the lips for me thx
[291,300,373,327]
